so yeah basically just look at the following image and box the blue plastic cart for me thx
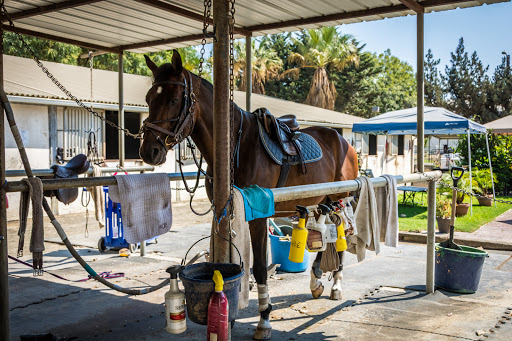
[97,186,157,253]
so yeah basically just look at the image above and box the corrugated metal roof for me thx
[4,54,364,126]
[484,115,512,133]
[1,0,509,53]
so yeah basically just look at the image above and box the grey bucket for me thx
[179,262,244,325]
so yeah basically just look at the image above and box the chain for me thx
[198,0,212,79]
[0,3,141,139]
[172,185,206,191]
[89,51,94,111]
[421,172,512,205]
[228,0,236,219]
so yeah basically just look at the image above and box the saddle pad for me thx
[257,119,322,165]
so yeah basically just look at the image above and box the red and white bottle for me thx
[165,265,186,334]
[207,270,229,341]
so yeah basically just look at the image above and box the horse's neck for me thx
[190,88,247,168]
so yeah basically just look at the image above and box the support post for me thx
[0,23,10,340]
[118,52,125,167]
[485,133,496,207]
[416,12,424,172]
[48,105,58,165]
[245,34,252,112]
[467,129,472,215]
[426,179,436,293]
[212,0,231,263]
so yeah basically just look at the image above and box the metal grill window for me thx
[61,107,104,159]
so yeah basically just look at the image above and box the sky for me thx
[337,1,512,74]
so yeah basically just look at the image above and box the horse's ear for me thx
[172,49,183,74]
[144,55,158,74]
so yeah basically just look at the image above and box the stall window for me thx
[105,111,141,160]
[368,135,377,155]
[391,135,405,155]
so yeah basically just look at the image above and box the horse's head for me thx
[139,50,198,165]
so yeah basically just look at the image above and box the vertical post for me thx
[485,133,496,207]
[245,34,252,112]
[0,23,10,340]
[48,105,58,165]
[118,52,125,167]
[426,179,436,293]
[467,129,472,215]
[212,0,231,263]
[416,12,424,173]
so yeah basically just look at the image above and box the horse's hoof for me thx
[253,327,272,340]
[330,289,342,300]
[311,283,324,299]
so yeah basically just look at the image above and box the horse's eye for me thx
[170,98,179,105]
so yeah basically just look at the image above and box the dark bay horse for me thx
[140,51,358,340]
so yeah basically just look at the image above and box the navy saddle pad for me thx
[257,119,322,165]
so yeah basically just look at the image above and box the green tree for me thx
[488,56,512,118]
[283,27,359,110]
[444,38,493,122]
[233,39,282,95]
[424,49,445,107]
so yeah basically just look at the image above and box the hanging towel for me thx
[113,173,172,244]
[236,185,275,221]
[347,176,380,262]
[230,188,251,309]
[18,177,44,272]
[86,164,105,228]
[375,174,399,247]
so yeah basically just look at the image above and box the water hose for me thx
[1,86,169,295]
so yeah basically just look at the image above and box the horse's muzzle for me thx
[139,141,167,166]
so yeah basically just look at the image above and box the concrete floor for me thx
[7,220,512,341]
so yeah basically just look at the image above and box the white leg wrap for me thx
[257,284,270,313]
[332,270,343,292]
[310,269,322,291]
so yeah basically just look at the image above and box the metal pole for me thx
[118,52,125,167]
[426,179,436,293]
[0,22,10,341]
[485,133,497,207]
[416,12,424,173]
[467,129,472,215]
[212,0,231,263]
[245,34,252,112]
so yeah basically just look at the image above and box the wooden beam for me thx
[2,26,121,54]
[0,0,105,22]
[399,0,424,13]
[137,0,251,36]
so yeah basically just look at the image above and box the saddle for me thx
[43,154,90,205]
[255,108,322,187]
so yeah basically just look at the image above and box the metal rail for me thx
[5,165,155,177]
[4,172,201,192]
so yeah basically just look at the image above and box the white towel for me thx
[113,173,172,244]
[347,176,380,261]
[376,174,399,247]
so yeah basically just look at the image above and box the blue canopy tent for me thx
[352,107,495,212]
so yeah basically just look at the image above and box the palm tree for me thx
[233,39,282,95]
[283,27,360,110]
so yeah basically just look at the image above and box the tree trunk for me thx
[306,68,337,110]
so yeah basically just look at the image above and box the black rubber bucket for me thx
[435,244,488,294]
[179,262,244,325]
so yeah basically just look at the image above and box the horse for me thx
[139,50,358,340]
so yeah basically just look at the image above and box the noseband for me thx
[142,70,198,149]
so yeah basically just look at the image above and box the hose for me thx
[1,86,169,295]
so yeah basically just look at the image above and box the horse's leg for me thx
[310,252,324,299]
[330,251,344,300]
[250,218,272,340]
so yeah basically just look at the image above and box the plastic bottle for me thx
[334,204,348,252]
[307,204,330,252]
[164,265,186,334]
[289,205,309,263]
[207,270,229,341]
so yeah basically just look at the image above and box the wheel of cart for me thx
[98,186,158,253]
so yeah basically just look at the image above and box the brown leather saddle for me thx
[43,154,90,205]
[257,109,301,157]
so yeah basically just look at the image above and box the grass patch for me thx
[398,193,512,233]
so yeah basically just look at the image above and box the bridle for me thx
[141,70,198,149]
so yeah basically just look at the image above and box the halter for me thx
[142,70,198,150]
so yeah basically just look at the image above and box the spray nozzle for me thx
[295,205,309,219]
[166,265,184,279]
[213,270,224,291]
[318,204,331,215]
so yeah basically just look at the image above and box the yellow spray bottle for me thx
[289,205,309,263]
[335,202,348,252]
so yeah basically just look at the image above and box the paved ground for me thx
[5,200,512,340]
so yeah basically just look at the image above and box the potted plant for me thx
[472,169,498,206]
[438,172,480,217]
[436,198,451,233]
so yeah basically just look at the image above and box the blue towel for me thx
[235,185,275,222]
